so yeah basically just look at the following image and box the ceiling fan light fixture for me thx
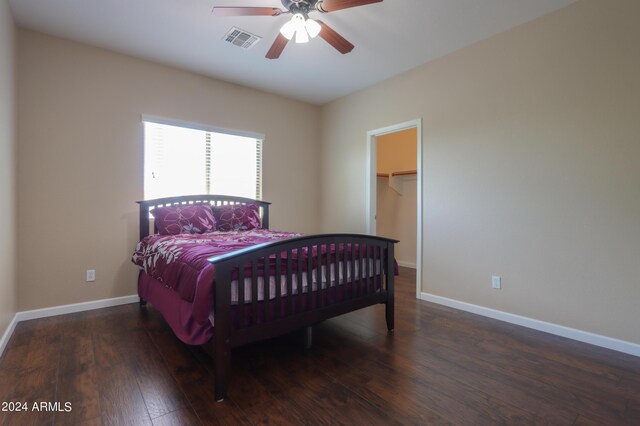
[295,27,310,43]
[280,13,320,44]
[304,17,321,38]
[280,13,305,40]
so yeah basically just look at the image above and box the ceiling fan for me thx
[212,0,383,59]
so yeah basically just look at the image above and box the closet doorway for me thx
[366,119,422,298]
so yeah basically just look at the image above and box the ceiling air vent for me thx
[223,27,261,49]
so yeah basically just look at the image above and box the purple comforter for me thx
[132,229,301,344]
[132,229,300,301]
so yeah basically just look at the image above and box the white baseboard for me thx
[0,314,18,359]
[420,292,640,357]
[15,295,139,322]
[397,261,417,269]
[0,295,138,358]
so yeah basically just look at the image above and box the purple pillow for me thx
[212,203,261,232]
[151,204,216,235]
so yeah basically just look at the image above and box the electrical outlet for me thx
[492,275,501,289]
[86,269,96,282]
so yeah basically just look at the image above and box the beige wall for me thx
[16,30,321,311]
[376,129,417,266]
[0,0,16,337]
[321,0,640,344]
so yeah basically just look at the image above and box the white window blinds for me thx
[143,120,263,200]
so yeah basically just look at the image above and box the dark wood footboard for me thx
[208,233,397,401]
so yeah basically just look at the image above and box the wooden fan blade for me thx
[266,34,289,59]
[317,21,354,54]
[317,0,382,13]
[212,7,283,16]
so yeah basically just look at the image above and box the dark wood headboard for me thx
[136,195,271,240]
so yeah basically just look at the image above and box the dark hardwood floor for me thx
[1,267,640,425]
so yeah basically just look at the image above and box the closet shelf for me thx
[377,169,417,195]
[377,169,417,178]
[391,170,416,177]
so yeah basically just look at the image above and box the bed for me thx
[132,194,397,401]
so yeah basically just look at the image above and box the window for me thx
[143,118,263,200]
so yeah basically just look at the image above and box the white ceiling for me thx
[9,0,576,105]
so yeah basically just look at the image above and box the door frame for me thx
[366,119,423,299]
